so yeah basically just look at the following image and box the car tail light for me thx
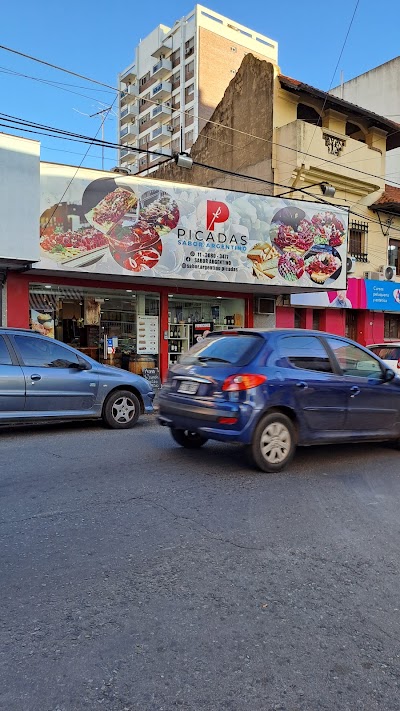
[222,374,267,392]
[397,358,400,370]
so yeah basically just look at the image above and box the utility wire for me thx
[0,44,116,91]
[2,112,400,239]
[304,0,360,157]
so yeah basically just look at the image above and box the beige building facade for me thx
[118,5,277,174]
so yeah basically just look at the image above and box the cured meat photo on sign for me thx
[139,189,180,236]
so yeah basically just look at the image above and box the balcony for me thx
[151,124,173,142]
[120,147,137,165]
[151,103,172,120]
[120,123,138,143]
[151,35,173,59]
[120,64,137,83]
[274,120,385,198]
[121,83,139,104]
[120,103,139,124]
[152,81,172,101]
[152,58,172,79]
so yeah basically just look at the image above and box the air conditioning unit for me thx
[346,256,356,274]
[166,124,173,132]
[364,271,384,281]
[379,264,397,281]
[256,297,275,315]
[185,47,192,55]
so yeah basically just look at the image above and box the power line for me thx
[0,44,117,91]
[0,65,114,94]
[39,99,118,236]
[304,0,360,157]
[2,41,399,193]
[3,111,400,240]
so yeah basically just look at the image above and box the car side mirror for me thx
[384,368,396,382]
[70,361,90,371]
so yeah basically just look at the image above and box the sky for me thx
[1,0,400,170]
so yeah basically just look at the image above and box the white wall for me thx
[331,58,400,185]
[0,134,40,263]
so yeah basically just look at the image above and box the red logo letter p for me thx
[206,200,230,231]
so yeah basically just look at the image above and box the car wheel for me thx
[249,412,296,472]
[103,390,140,429]
[170,427,208,449]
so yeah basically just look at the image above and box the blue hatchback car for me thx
[158,328,400,472]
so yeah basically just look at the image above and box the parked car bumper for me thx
[158,393,259,443]
[143,391,156,414]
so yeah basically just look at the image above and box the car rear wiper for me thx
[197,356,231,363]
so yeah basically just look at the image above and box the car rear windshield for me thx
[179,334,265,366]
[369,346,400,360]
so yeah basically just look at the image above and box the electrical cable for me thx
[303,0,360,157]
[2,111,400,241]
[2,42,400,192]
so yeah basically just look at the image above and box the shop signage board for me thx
[136,315,159,354]
[142,367,161,390]
[291,277,400,312]
[37,163,349,290]
[364,280,400,311]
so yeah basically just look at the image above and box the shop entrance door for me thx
[345,310,358,342]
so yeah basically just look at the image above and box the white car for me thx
[367,342,400,373]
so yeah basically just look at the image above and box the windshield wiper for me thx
[197,356,231,363]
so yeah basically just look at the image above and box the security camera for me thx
[175,153,193,169]
[320,183,336,197]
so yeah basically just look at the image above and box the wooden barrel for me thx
[129,355,156,375]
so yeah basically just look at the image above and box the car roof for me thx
[210,328,351,339]
[367,342,400,347]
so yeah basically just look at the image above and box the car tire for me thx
[103,390,140,429]
[170,427,208,449]
[249,412,296,472]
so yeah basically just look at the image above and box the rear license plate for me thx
[177,380,199,395]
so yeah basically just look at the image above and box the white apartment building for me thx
[331,57,400,185]
[118,4,278,173]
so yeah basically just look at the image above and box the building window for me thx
[312,310,321,330]
[140,114,150,126]
[140,93,150,107]
[388,239,400,275]
[185,60,195,80]
[185,107,194,127]
[171,71,180,89]
[139,135,148,147]
[139,72,150,87]
[185,38,194,58]
[185,130,194,148]
[349,220,368,262]
[385,314,400,339]
[171,49,180,68]
[185,84,194,103]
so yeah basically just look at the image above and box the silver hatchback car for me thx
[0,328,155,428]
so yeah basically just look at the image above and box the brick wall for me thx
[150,54,274,194]
[197,27,275,134]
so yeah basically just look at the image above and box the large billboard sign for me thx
[37,164,349,289]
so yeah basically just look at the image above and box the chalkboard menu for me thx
[142,367,161,390]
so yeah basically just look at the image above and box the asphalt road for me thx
[2,416,400,711]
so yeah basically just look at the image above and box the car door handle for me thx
[30,374,42,382]
[296,381,308,390]
[350,385,360,398]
